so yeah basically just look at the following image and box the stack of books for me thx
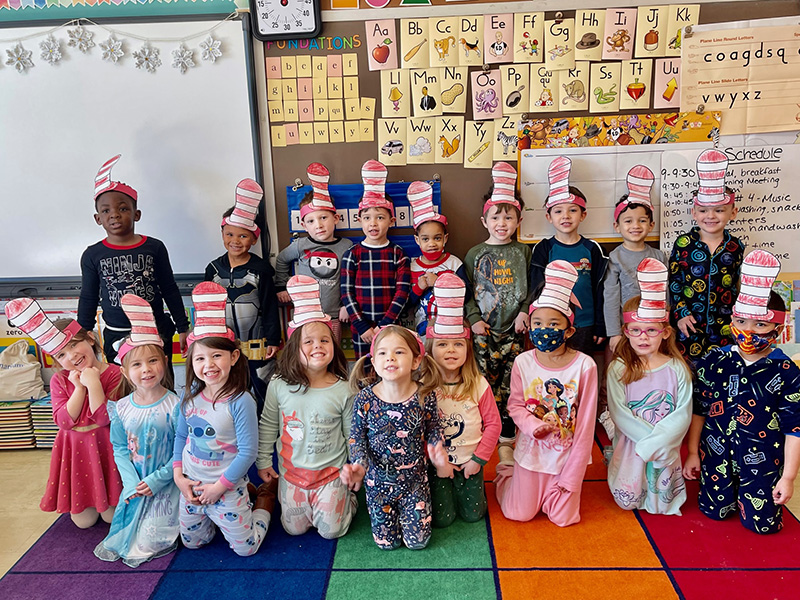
[31,397,57,449]
[0,401,35,449]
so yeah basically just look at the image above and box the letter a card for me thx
[366,19,398,71]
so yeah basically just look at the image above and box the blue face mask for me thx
[529,327,567,352]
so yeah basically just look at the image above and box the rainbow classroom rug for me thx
[2,434,799,600]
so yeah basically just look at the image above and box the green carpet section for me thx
[325,570,497,600]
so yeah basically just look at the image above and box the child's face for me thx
[301,209,337,242]
[222,224,257,261]
[414,221,448,256]
[624,321,668,358]
[299,321,334,372]
[359,207,394,243]
[372,333,421,384]
[614,205,654,244]
[191,343,239,394]
[94,192,140,239]
[54,337,98,372]
[691,203,738,237]
[123,346,166,392]
[546,203,585,236]
[481,205,520,244]
[731,316,778,336]
[431,337,468,376]
[530,307,572,333]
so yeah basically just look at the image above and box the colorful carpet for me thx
[2,437,799,600]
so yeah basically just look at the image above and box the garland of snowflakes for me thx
[2,18,227,75]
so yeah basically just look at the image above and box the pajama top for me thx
[435,377,501,466]
[603,245,667,337]
[407,252,468,336]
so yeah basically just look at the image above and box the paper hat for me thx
[614,165,655,221]
[116,294,163,363]
[732,250,785,323]
[483,162,521,213]
[426,273,469,339]
[408,181,447,229]
[529,260,582,323]
[301,163,337,219]
[4,298,82,356]
[359,160,394,215]
[94,154,138,202]
[187,282,234,345]
[286,275,331,335]
[221,179,262,238]
[623,258,668,323]
[546,157,586,209]
[694,149,734,206]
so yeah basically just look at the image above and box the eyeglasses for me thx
[624,326,665,338]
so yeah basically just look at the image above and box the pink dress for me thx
[40,366,123,514]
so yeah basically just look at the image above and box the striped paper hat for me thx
[301,163,337,219]
[483,162,521,213]
[546,157,586,209]
[116,294,163,363]
[623,258,668,323]
[187,282,234,345]
[426,273,469,339]
[4,298,82,356]
[359,160,394,215]
[694,148,734,206]
[529,260,581,323]
[614,165,655,221]
[286,275,331,336]
[221,179,262,238]
[732,250,785,323]
[408,181,447,229]
[94,154,138,202]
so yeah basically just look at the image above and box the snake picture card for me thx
[471,68,502,121]
[528,64,558,113]
[493,114,520,161]
[544,17,575,71]
[410,68,443,117]
[574,10,605,62]
[653,58,681,110]
[429,17,460,67]
[635,5,668,58]
[458,15,484,67]
[500,65,530,117]
[377,118,408,166]
[463,120,494,169]
[435,116,465,164]
[602,8,637,61]
[441,66,468,114]
[381,69,410,118]
[400,18,430,69]
[484,13,514,65]
[620,59,653,110]
[558,62,590,112]
[408,117,436,164]
[513,12,544,63]
[665,4,699,57]
[589,62,621,113]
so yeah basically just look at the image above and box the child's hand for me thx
[462,459,482,479]
[425,272,439,287]
[417,276,430,291]
[677,315,697,338]
[340,463,366,491]
[68,369,84,388]
[135,481,153,497]
[471,321,490,336]
[195,480,227,505]
[361,327,377,344]
[773,477,795,505]
[264,345,279,360]
[179,332,189,357]
[339,306,350,323]
[514,312,530,333]
[79,366,101,387]
[258,467,279,484]
[608,335,622,352]
[594,336,605,345]
[174,470,201,504]
[682,453,701,480]
[533,423,558,439]
[428,440,453,479]
[277,291,291,304]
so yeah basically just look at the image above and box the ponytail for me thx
[349,354,378,394]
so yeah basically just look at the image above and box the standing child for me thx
[606,260,692,515]
[257,275,358,539]
[94,294,181,567]
[495,261,598,527]
[669,149,745,362]
[684,250,800,534]
[4,299,122,529]
[341,325,451,550]
[172,282,276,556]
[340,161,412,358]
[425,274,501,527]
[275,163,353,342]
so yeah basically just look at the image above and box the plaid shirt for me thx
[340,242,411,335]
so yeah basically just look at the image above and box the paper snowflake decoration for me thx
[67,25,95,54]
[39,35,62,66]
[6,43,34,73]
[171,44,195,74]
[133,43,161,74]
[200,36,222,63]
[100,35,124,64]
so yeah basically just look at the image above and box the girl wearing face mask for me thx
[494,260,598,527]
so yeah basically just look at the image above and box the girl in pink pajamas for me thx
[495,260,598,527]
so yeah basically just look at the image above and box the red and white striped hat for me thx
[408,181,447,230]
[483,162,521,213]
[4,298,82,356]
[733,250,785,323]
[187,282,234,345]
[529,260,582,323]
[694,148,734,206]
[614,165,654,221]
[94,154,138,202]
[623,258,668,323]
[360,160,394,215]
[546,157,586,209]
[426,273,469,339]
[116,294,163,362]
[286,275,331,336]
[301,163,337,219]
[221,179,262,238]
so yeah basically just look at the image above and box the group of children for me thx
[4,146,800,568]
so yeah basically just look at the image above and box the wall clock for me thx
[250,0,322,42]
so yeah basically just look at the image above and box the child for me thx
[172,282,276,556]
[275,163,353,342]
[4,299,122,529]
[464,162,531,451]
[257,275,358,539]
[669,149,745,362]
[606,259,692,515]
[530,156,608,355]
[684,250,800,534]
[495,261,598,527]
[405,180,468,337]
[341,325,451,550]
[78,155,190,367]
[425,274,501,527]
[94,294,181,567]
[205,178,281,410]
[340,161,412,358]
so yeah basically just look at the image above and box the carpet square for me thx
[671,569,800,600]
[0,572,163,600]
[498,570,679,600]
[152,569,328,600]
[325,569,496,600]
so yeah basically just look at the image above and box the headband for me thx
[368,326,426,360]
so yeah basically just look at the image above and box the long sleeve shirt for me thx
[50,365,121,430]
[603,245,667,337]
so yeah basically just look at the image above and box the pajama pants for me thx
[279,476,357,539]
[365,475,432,550]
[429,464,487,528]
[495,462,581,527]
[473,329,524,439]
[179,481,270,556]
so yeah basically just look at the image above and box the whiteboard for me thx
[0,18,256,279]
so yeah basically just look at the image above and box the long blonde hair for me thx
[115,343,173,398]
[424,322,482,403]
